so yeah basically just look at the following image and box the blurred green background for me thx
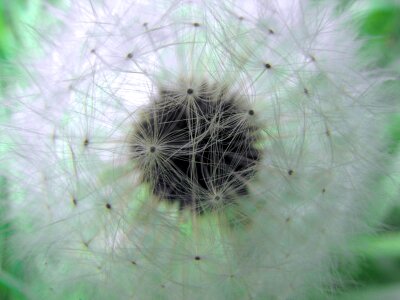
[0,0,400,299]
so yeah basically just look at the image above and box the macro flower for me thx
[0,0,397,299]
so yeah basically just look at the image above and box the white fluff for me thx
[0,0,396,299]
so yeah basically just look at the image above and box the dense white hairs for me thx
[0,0,397,299]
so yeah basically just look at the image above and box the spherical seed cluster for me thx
[130,82,261,213]
[0,1,395,300]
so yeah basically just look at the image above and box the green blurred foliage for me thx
[359,2,400,67]
[335,2,400,298]
[0,177,27,300]
[0,0,52,95]
[0,0,31,60]
[1,3,45,299]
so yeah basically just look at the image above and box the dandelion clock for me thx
[0,0,397,299]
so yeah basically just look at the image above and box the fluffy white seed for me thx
[0,0,397,299]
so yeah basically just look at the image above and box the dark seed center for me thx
[130,83,261,214]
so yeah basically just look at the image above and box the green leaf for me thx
[334,284,400,300]
[359,3,400,66]
[350,233,400,257]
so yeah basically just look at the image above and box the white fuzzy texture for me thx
[0,0,395,299]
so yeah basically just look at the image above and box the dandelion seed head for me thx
[0,0,396,299]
